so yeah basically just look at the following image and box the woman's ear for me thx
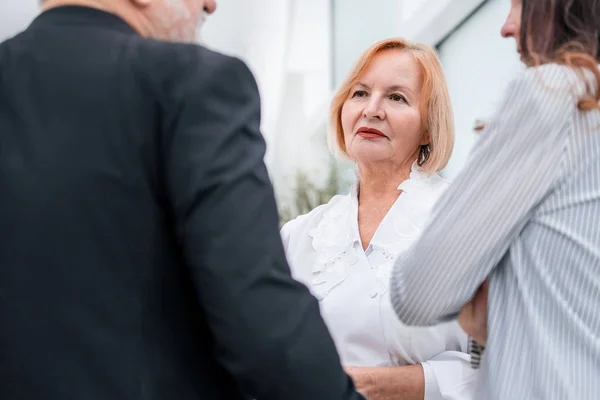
[421,130,431,146]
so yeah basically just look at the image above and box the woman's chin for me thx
[351,151,394,165]
[347,141,395,162]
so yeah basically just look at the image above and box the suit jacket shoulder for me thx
[128,39,259,112]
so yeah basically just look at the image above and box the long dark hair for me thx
[519,0,600,111]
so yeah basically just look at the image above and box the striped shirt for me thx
[390,64,600,399]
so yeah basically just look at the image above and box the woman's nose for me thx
[501,18,516,38]
[204,0,217,14]
[363,99,385,119]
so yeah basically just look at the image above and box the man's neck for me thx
[41,0,154,37]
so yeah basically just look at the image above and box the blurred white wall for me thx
[436,0,523,178]
[0,0,527,206]
[201,0,294,172]
[0,1,39,42]
[399,0,487,46]
[331,0,403,87]
[263,0,334,204]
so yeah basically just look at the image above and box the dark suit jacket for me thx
[0,6,362,400]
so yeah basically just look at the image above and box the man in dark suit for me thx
[0,1,364,399]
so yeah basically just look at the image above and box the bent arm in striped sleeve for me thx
[390,64,582,326]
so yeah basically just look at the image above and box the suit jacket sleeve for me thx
[163,50,363,400]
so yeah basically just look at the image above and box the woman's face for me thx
[501,0,523,51]
[341,49,428,167]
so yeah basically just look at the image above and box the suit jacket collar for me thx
[29,5,137,36]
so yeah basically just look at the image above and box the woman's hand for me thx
[344,365,424,400]
[458,279,489,345]
[345,366,374,398]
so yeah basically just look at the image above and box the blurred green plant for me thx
[279,160,342,227]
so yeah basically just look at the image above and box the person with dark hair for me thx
[389,0,600,399]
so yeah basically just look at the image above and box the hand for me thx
[344,367,373,397]
[458,279,489,346]
[344,365,425,400]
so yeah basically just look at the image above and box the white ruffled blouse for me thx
[281,164,478,400]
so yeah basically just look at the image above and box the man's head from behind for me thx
[42,0,217,43]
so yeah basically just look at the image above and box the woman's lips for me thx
[357,127,387,139]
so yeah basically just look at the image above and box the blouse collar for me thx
[305,162,448,299]
[309,162,445,256]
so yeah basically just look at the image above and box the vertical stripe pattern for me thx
[390,64,600,399]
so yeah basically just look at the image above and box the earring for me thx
[418,144,431,166]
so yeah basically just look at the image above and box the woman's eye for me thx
[351,90,368,98]
[390,93,407,103]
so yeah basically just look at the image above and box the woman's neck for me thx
[355,160,414,250]
[357,160,413,205]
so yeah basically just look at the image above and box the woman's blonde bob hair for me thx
[329,38,455,173]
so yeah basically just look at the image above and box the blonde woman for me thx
[281,38,477,399]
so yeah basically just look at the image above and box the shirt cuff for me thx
[421,361,442,400]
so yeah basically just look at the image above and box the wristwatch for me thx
[469,338,486,369]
